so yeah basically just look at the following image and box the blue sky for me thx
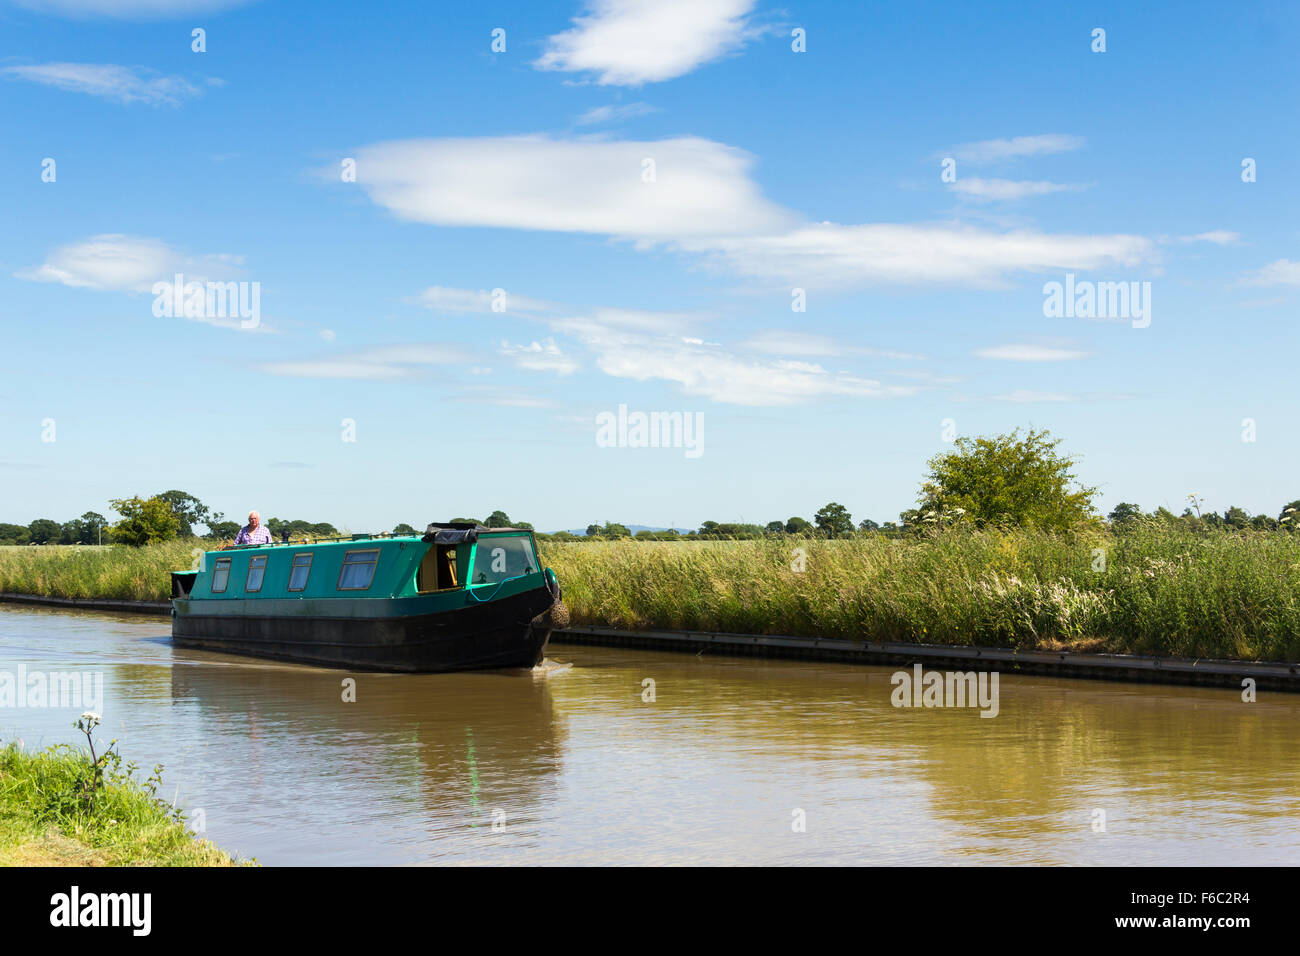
[1,0,1297,533]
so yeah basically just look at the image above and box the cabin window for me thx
[246,555,268,592]
[338,549,381,590]
[212,557,232,593]
[470,536,537,587]
[288,553,313,592]
[416,545,459,593]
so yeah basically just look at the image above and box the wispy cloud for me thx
[500,338,580,375]
[17,234,243,292]
[987,389,1077,403]
[975,344,1092,361]
[574,102,660,125]
[2,63,206,105]
[1177,230,1240,245]
[1241,259,1300,286]
[680,222,1154,288]
[950,134,1085,163]
[534,0,760,85]
[949,178,1087,202]
[259,344,467,380]
[418,285,554,314]
[740,330,927,360]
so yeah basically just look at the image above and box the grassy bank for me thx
[544,527,1300,662]
[0,540,195,602]
[0,735,242,866]
[3,529,1300,661]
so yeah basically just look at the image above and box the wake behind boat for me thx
[169,523,565,672]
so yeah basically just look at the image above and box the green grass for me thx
[0,539,196,601]
[542,526,1300,662]
[3,528,1300,661]
[0,738,245,866]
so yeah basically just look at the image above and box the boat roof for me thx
[207,525,534,554]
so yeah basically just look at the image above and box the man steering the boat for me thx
[234,510,272,546]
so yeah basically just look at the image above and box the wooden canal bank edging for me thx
[3,592,1298,692]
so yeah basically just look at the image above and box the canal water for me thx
[1,604,1297,865]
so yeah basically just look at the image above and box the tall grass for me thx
[2,529,1299,660]
[542,526,1300,661]
[0,736,242,866]
[0,539,196,601]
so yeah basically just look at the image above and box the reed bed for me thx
[2,529,1299,661]
[541,527,1300,662]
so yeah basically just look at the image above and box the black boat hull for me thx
[171,587,555,672]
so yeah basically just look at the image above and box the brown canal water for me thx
[1,604,1297,865]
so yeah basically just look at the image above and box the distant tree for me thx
[585,523,601,537]
[80,512,108,544]
[208,521,241,539]
[785,516,813,535]
[1152,506,1179,524]
[485,510,512,528]
[858,518,880,532]
[154,490,215,537]
[765,520,786,533]
[698,520,721,536]
[451,518,479,526]
[1108,502,1143,525]
[109,496,181,547]
[0,523,30,545]
[513,521,534,531]
[392,523,418,535]
[27,519,61,544]
[881,521,900,534]
[309,522,338,536]
[550,531,579,542]
[814,502,853,537]
[912,428,1097,531]
[1222,506,1250,531]
[602,522,631,538]
[1250,514,1279,531]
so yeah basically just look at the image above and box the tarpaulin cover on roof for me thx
[422,523,482,544]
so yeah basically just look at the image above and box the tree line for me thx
[5,432,1299,546]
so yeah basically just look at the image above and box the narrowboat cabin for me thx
[169,523,564,672]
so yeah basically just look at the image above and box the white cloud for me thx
[740,330,927,360]
[17,234,242,291]
[575,102,660,125]
[560,314,918,405]
[682,222,1155,287]
[501,338,580,375]
[1178,231,1239,245]
[350,135,1155,288]
[949,178,1086,202]
[1242,259,1300,286]
[355,135,792,238]
[2,63,204,105]
[950,134,1085,163]
[418,285,554,314]
[259,344,466,380]
[987,389,1076,403]
[12,0,257,17]
[975,344,1092,361]
[535,0,759,85]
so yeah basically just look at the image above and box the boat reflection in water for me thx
[167,646,568,861]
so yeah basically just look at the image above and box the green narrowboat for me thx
[169,523,565,672]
